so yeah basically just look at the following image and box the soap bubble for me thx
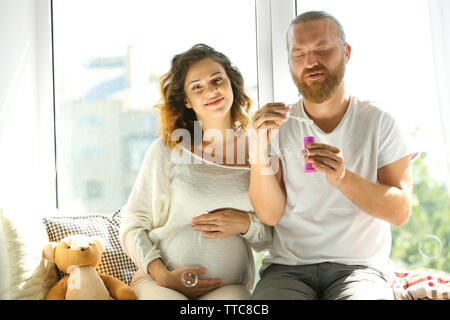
[181,271,198,287]
[418,235,443,260]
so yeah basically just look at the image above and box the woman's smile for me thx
[204,96,225,107]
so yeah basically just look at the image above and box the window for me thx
[296,0,449,271]
[47,0,449,273]
[53,0,258,213]
[86,180,103,200]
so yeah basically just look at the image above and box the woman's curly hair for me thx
[155,44,252,149]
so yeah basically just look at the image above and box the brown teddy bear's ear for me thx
[91,237,105,253]
[42,242,58,262]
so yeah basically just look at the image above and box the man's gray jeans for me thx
[251,262,394,300]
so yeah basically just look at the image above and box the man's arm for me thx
[335,156,413,227]
[249,103,290,226]
[249,155,286,226]
[307,143,413,226]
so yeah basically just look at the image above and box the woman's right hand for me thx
[160,267,222,299]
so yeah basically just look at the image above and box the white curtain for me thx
[0,0,56,212]
[428,0,450,188]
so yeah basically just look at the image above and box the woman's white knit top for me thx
[119,138,272,289]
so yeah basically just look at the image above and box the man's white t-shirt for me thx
[262,96,417,275]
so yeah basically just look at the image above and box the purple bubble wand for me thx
[303,136,316,173]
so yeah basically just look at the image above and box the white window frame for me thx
[256,0,297,105]
[33,0,296,209]
[36,0,58,208]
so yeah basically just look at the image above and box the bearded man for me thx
[249,11,417,300]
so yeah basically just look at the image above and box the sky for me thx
[53,0,257,85]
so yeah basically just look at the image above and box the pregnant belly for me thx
[160,225,249,285]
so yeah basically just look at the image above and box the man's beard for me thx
[292,56,346,104]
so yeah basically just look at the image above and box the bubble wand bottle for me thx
[285,103,316,173]
[303,136,316,173]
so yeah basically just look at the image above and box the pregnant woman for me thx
[119,44,272,300]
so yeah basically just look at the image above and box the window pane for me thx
[53,0,258,214]
[296,1,449,272]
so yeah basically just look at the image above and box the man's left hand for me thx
[302,143,346,186]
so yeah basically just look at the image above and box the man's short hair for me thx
[287,11,346,51]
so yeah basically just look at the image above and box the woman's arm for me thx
[241,212,273,252]
[119,140,166,274]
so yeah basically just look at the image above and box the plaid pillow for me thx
[42,210,137,285]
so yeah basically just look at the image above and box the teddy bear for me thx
[42,234,136,300]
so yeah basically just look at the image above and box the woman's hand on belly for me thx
[162,267,222,299]
[192,208,251,238]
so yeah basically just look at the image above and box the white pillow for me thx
[0,208,58,300]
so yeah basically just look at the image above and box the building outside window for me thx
[53,0,258,214]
